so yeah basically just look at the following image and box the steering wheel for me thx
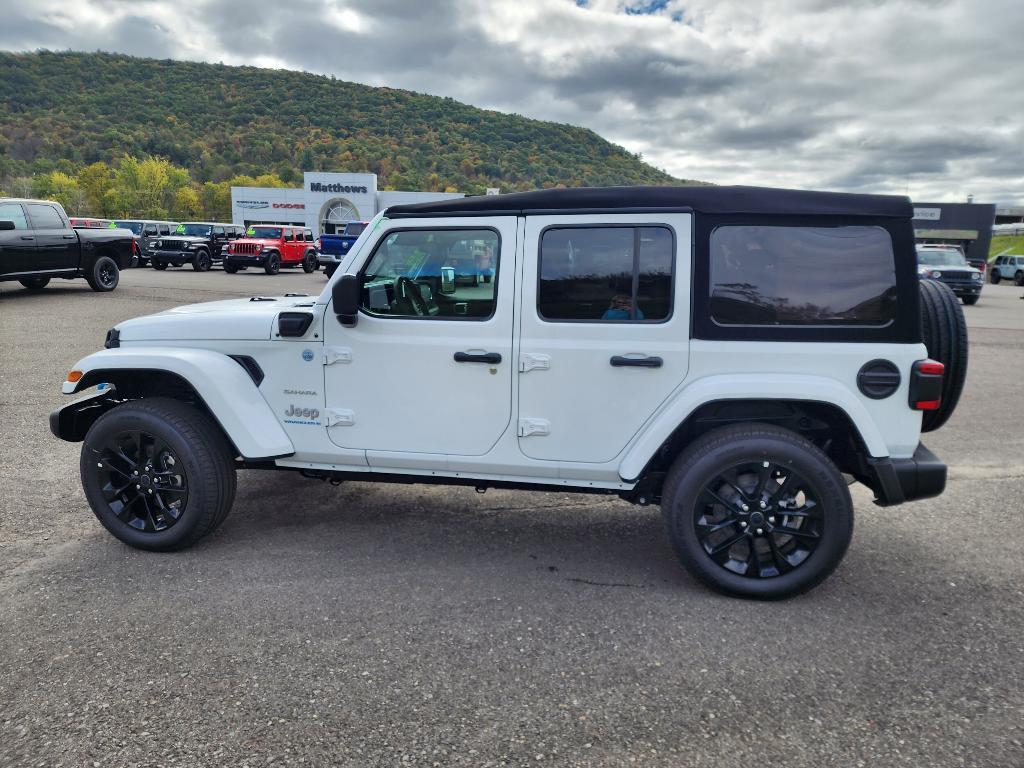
[394,276,430,316]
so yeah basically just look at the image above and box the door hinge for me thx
[518,418,550,437]
[325,408,355,427]
[519,353,551,373]
[324,347,353,365]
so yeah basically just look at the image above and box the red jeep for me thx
[223,225,318,275]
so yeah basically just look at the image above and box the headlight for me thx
[930,270,942,278]
[184,243,196,250]
[154,240,162,247]
[972,272,981,280]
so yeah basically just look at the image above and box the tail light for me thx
[910,359,944,411]
[315,238,322,250]
[131,239,140,255]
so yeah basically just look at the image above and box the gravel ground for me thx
[1,269,1022,767]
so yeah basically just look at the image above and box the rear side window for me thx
[0,203,29,229]
[709,225,896,326]
[25,203,66,230]
[159,224,171,235]
[304,230,314,242]
[538,226,673,322]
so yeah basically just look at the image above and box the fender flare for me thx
[617,373,888,482]
[62,347,294,460]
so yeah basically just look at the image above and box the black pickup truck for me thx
[0,198,134,291]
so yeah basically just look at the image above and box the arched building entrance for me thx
[319,198,360,234]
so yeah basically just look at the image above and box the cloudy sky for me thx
[2,0,1022,204]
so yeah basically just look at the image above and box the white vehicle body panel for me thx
[64,347,294,459]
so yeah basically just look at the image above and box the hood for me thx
[116,295,319,342]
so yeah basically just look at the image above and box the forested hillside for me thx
[0,51,689,197]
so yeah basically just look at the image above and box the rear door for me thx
[24,202,77,271]
[0,202,36,275]
[517,214,692,463]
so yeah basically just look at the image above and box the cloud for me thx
[0,0,1021,203]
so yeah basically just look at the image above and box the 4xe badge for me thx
[302,349,314,362]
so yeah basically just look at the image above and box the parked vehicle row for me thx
[0,198,134,291]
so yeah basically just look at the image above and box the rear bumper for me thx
[317,252,345,265]
[868,443,947,506]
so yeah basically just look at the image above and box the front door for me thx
[0,202,36,275]
[517,214,692,463]
[323,217,518,459]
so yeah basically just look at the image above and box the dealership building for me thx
[231,172,464,235]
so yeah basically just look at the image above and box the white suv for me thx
[51,186,968,598]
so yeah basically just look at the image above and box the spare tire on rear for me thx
[919,280,968,432]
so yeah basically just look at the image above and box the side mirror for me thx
[0,220,15,231]
[332,274,361,327]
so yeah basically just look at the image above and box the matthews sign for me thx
[310,182,369,194]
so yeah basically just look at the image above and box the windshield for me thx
[918,249,968,267]
[246,226,282,239]
[114,221,143,234]
[344,222,367,236]
[177,223,212,237]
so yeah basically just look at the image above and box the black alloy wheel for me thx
[692,461,823,580]
[153,261,168,271]
[193,250,211,272]
[662,423,853,599]
[265,252,281,275]
[224,262,239,274]
[302,251,317,273]
[88,256,119,291]
[19,276,50,290]
[90,429,189,534]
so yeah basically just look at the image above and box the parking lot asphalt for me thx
[1,269,1022,767]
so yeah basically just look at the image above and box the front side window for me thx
[710,225,896,326]
[179,224,212,237]
[25,204,67,230]
[360,228,500,319]
[0,203,29,229]
[538,226,673,322]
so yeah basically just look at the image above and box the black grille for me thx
[157,239,186,250]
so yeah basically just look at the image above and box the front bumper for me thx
[868,443,947,506]
[152,250,196,266]
[225,253,268,267]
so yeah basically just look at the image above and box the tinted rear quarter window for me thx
[709,225,896,326]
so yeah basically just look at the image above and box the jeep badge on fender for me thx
[50,185,964,599]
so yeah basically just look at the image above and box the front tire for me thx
[153,261,168,271]
[264,252,281,275]
[223,262,239,274]
[662,423,853,599]
[19,276,50,290]
[990,269,1001,284]
[192,250,211,272]
[80,398,236,551]
[963,295,979,305]
[86,255,119,291]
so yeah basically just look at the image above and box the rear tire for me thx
[662,423,853,599]
[301,251,317,273]
[264,252,281,275]
[80,398,236,551]
[19,276,50,290]
[1015,271,1024,286]
[919,279,968,432]
[86,255,119,291]
[324,264,337,278]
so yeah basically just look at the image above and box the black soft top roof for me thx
[386,185,912,219]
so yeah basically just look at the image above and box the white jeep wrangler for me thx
[51,186,967,598]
